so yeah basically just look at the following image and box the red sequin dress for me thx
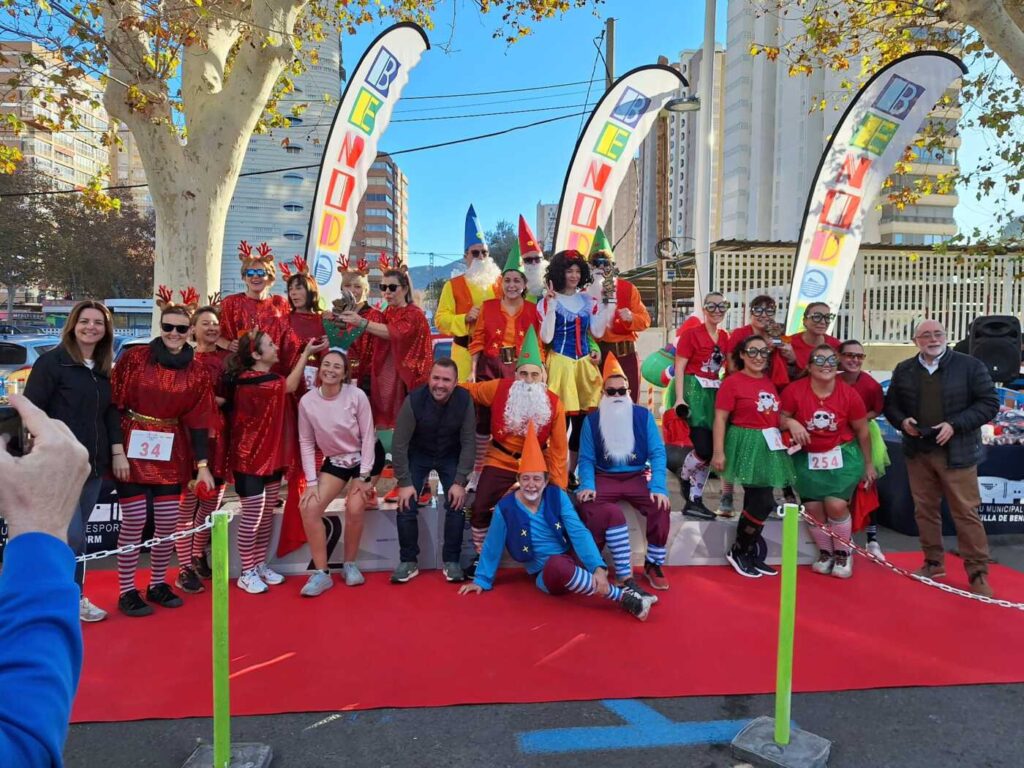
[228,371,291,477]
[348,303,384,391]
[111,345,216,485]
[371,304,433,428]
[219,292,302,374]
[193,348,231,479]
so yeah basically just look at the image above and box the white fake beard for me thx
[523,258,549,295]
[503,380,552,437]
[465,257,502,291]
[597,396,636,464]
[520,486,543,502]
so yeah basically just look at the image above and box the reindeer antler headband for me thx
[337,254,371,277]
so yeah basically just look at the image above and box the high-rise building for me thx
[110,123,153,216]
[220,36,344,296]
[350,153,408,268]
[536,202,558,252]
[719,0,959,245]
[0,42,112,189]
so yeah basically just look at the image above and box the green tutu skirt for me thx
[793,440,864,502]
[723,426,796,488]
[868,420,891,477]
[663,376,718,428]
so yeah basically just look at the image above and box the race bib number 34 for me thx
[808,446,843,470]
[127,430,175,461]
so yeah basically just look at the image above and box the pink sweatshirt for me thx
[297,384,376,482]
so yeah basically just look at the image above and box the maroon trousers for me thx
[578,470,669,547]
[470,465,519,530]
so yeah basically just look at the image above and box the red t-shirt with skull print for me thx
[780,377,866,452]
[715,371,783,429]
[677,325,730,381]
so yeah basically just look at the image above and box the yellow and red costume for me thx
[436,273,499,381]
[468,299,541,382]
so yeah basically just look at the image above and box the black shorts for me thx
[319,458,361,482]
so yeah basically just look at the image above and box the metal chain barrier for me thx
[75,515,219,564]
[785,505,1024,611]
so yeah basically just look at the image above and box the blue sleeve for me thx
[577,417,597,493]
[646,412,668,496]
[473,510,507,591]
[0,533,82,768]
[559,492,605,573]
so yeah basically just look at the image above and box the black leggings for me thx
[566,413,586,452]
[734,486,776,554]
[116,482,182,499]
[688,426,713,463]
[234,470,283,498]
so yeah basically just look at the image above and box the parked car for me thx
[0,335,61,392]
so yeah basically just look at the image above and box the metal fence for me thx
[711,242,1024,343]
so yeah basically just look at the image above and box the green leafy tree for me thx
[486,218,519,267]
[0,168,56,316]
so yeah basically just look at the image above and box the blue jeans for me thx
[396,455,465,564]
[68,476,103,590]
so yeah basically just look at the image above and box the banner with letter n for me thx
[784,51,966,334]
[305,22,429,302]
[553,65,688,255]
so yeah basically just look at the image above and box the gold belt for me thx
[127,409,179,427]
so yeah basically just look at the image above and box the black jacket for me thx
[883,348,999,468]
[24,346,123,477]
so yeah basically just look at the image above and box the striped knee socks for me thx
[117,495,148,595]
[175,488,197,566]
[605,524,632,580]
[149,495,179,587]
[237,491,267,573]
[565,566,623,601]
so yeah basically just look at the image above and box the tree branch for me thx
[946,0,1024,85]
[180,2,244,139]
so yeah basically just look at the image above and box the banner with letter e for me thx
[305,23,429,302]
[785,51,966,334]
[553,65,687,255]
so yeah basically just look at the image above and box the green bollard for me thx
[773,501,800,746]
[212,510,231,768]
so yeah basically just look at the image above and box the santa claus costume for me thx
[111,287,216,617]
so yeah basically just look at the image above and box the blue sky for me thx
[341,0,729,269]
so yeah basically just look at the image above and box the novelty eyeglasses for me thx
[750,305,776,317]
[704,302,730,313]
[806,312,836,323]
[245,268,268,278]
[810,354,839,367]
[743,347,772,359]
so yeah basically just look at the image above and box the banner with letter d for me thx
[305,23,429,301]
[553,65,687,255]
[785,51,966,334]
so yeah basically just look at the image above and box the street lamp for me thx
[661,95,701,115]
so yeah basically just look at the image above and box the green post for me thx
[773,502,800,746]
[211,510,231,767]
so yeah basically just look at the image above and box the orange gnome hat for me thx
[602,351,627,382]
[518,421,547,475]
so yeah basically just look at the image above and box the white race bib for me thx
[762,428,786,451]
[127,429,174,462]
[808,446,843,470]
[697,377,722,389]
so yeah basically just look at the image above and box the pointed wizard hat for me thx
[519,421,547,474]
[516,326,542,369]
[502,241,524,275]
[518,215,542,257]
[464,204,485,252]
[588,226,614,262]
[602,351,627,382]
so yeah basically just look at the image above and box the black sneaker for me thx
[146,582,184,608]
[464,555,479,579]
[725,547,762,579]
[176,566,205,594]
[118,589,153,618]
[567,475,580,492]
[192,553,212,580]
[753,559,778,576]
[683,496,716,520]
[620,576,658,603]
[620,590,654,621]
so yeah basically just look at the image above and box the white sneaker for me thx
[300,570,334,597]
[832,551,853,579]
[256,563,285,586]
[237,568,269,594]
[866,541,886,561]
[342,562,365,587]
[79,596,107,623]
[811,552,834,575]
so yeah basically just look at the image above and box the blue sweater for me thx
[577,410,668,496]
[0,533,82,767]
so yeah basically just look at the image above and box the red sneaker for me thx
[418,489,434,505]
[383,487,400,504]
[643,561,670,590]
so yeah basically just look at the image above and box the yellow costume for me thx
[435,274,498,381]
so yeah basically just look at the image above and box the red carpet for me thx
[72,553,1024,723]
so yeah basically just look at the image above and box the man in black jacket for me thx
[884,319,1000,597]
[390,358,476,584]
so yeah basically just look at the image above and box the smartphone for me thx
[0,405,29,456]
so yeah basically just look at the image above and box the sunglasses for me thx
[470,249,489,258]
[704,302,730,312]
[604,387,628,396]
[523,256,542,265]
[806,312,836,323]
[161,322,190,334]
[841,352,866,360]
[592,259,612,269]
[750,306,776,316]
[744,347,772,359]
[245,268,268,278]
[811,355,839,367]
[379,283,400,293]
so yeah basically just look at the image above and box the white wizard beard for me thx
[503,380,552,437]
[464,257,502,291]
[597,396,636,464]
[523,258,549,296]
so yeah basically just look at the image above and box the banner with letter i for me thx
[305,23,429,302]
[785,51,966,334]
[553,65,687,255]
